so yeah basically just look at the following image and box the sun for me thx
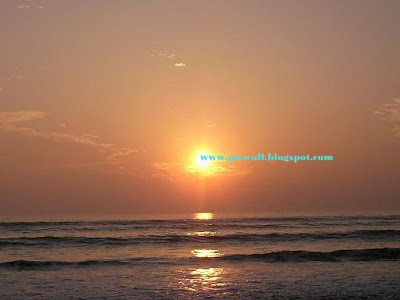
[195,153,211,168]
[185,148,218,176]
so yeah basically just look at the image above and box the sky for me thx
[0,0,399,216]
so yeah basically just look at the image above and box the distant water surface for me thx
[0,214,399,299]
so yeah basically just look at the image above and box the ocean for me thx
[0,214,399,299]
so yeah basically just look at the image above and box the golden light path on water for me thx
[179,267,226,292]
[191,213,219,258]
[186,231,216,237]
[177,212,228,293]
[191,249,221,258]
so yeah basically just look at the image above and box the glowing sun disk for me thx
[195,153,211,168]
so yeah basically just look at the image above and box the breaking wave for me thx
[0,230,398,247]
[1,248,398,270]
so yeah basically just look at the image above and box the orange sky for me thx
[0,0,399,216]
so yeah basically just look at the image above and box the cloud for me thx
[0,110,139,161]
[0,110,44,124]
[152,51,188,69]
[17,5,44,9]
[373,98,400,138]
[153,161,251,180]
[207,123,216,128]
[157,52,175,59]
[174,63,187,69]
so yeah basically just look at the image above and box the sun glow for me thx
[184,149,218,176]
[184,147,232,177]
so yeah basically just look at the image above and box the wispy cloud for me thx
[0,110,139,161]
[373,98,400,138]
[174,63,187,69]
[0,110,44,124]
[152,51,188,69]
[153,161,251,180]
[17,4,44,9]
[156,52,175,59]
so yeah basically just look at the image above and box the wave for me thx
[222,247,400,262]
[1,230,399,247]
[1,248,398,270]
[0,222,298,232]
[1,215,398,227]
[1,216,398,234]
[0,257,164,269]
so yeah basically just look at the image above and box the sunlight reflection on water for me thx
[179,267,226,292]
[186,231,216,237]
[193,213,214,220]
[191,249,221,258]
